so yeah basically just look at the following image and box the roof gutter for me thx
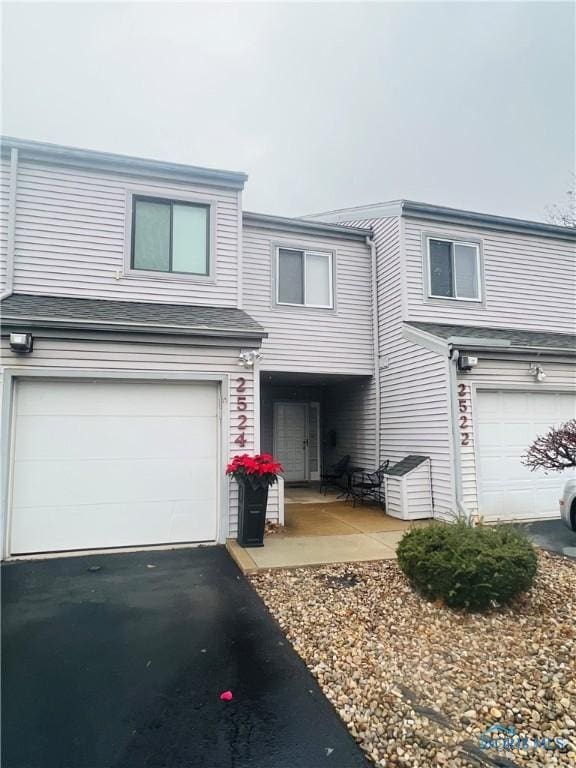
[401,200,576,242]
[0,147,18,301]
[1,136,247,189]
[242,211,371,241]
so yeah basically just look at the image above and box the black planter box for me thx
[237,481,269,548]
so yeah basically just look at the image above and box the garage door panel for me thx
[532,392,575,420]
[10,498,217,554]
[10,380,221,555]
[12,456,217,508]
[477,389,576,521]
[14,415,218,460]
[16,380,218,417]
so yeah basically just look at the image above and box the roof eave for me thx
[242,211,371,241]
[400,201,576,242]
[446,336,576,356]
[0,136,248,190]
[1,315,267,340]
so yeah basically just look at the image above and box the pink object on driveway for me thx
[220,690,233,701]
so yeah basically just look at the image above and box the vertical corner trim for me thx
[3,147,19,298]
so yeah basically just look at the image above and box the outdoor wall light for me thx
[457,354,478,372]
[529,363,546,382]
[9,332,33,353]
[238,350,263,368]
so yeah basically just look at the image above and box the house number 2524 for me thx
[458,383,470,446]
[234,377,248,448]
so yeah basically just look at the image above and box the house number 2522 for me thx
[458,383,470,446]
[234,377,248,448]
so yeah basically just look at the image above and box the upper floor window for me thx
[276,247,333,308]
[427,237,481,301]
[132,196,210,276]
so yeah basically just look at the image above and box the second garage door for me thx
[9,378,220,555]
[476,389,576,521]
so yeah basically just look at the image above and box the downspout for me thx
[448,347,470,520]
[367,236,381,466]
[1,147,18,300]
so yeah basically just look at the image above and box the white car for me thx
[560,478,576,531]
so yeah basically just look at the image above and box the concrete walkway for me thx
[228,500,425,572]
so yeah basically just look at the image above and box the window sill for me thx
[272,301,337,315]
[120,269,216,285]
[424,295,485,308]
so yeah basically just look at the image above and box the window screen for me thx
[454,244,479,299]
[305,252,331,306]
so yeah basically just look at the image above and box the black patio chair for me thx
[320,454,351,495]
[350,461,390,508]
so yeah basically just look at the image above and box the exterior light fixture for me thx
[529,363,546,382]
[9,332,33,353]
[238,350,263,368]
[457,355,478,372]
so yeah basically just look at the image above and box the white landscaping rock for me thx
[251,551,576,768]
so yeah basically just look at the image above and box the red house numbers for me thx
[234,376,248,448]
[458,382,470,446]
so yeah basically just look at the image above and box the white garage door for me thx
[9,379,220,555]
[476,389,576,521]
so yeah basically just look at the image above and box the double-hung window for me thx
[427,237,481,301]
[131,196,210,276]
[277,247,333,308]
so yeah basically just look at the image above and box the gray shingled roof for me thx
[384,455,429,477]
[1,294,266,338]
[407,322,576,353]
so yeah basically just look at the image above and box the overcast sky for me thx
[2,1,574,221]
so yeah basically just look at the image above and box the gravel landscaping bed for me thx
[250,551,576,767]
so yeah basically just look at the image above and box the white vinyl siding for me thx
[0,156,10,290]
[323,377,377,473]
[406,218,576,331]
[242,226,373,374]
[11,159,240,306]
[0,337,282,540]
[345,216,454,517]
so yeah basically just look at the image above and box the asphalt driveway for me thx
[2,546,368,768]
[523,518,576,559]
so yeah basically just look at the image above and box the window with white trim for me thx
[427,238,481,301]
[132,196,210,276]
[276,247,333,308]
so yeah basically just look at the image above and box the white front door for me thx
[9,379,220,555]
[476,389,576,521]
[274,402,307,482]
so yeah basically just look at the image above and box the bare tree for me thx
[523,419,576,472]
[546,175,576,227]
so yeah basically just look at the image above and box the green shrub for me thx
[396,520,538,612]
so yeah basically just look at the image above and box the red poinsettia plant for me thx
[226,453,284,490]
